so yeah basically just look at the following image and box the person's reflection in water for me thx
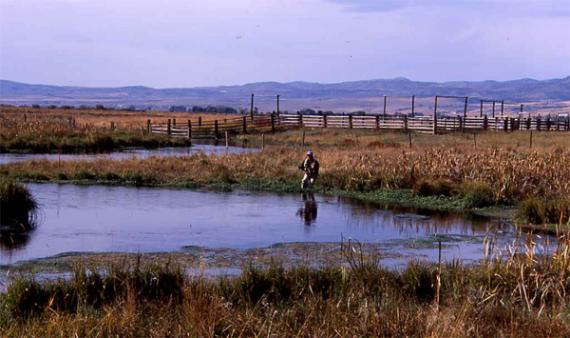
[297,192,318,226]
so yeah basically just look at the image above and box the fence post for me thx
[546,116,551,131]
[495,117,499,131]
[536,117,541,131]
[300,114,304,127]
[348,115,353,129]
[403,115,408,133]
[411,95,415,117]
[483,115,488,130]
[167,119,171,135]
[147,119,151,134]
[242,116,247,134]
[110,121,115,130]
[187,120,192,139]
[526,117,531,130]
[459,116,464,133]
[198,116,202,127]
[375,115,380,130]
[250,93,255,121]
[323,114,328,128]
[510,117,515,131]
[214,120,219,139]
[271,114,275,133]
[433,96,438,135]
[173,118,176,128]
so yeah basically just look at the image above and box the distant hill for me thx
[1,77,569,112]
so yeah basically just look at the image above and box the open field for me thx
[0,106,234,129]
[0,107,229,152]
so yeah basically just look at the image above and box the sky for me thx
[0,0,569,88]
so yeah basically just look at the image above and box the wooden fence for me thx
[150,113,570,139]
[149,115,277,139]
[279,114,570,134]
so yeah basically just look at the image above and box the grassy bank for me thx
[2,138,569,213]
[0,179,37,232]
[0,106,230,153]
[2,239,570,337]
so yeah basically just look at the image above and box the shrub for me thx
[461,181,495,208]
[0,179,37,230]
[413,179,454,197]
[517,198,570,224]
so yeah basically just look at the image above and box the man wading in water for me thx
[299,150,319,190]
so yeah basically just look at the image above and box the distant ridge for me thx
[1,77,569,110]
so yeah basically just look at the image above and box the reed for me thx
[2,237,570,336]
[3,143,569,205]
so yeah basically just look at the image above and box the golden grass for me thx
[0,106,236,129]
[3,238,570,337]
[3,139,569,205]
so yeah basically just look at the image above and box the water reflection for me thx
[0,142,258,165]
[297,192,318,226]
[0,184,540,265]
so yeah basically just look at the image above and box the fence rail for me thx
[279,114,570,134]
[149,114,278,139]
[149,113,570,139]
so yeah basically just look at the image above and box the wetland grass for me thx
[3,238,570,336]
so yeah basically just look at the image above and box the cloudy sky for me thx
[1,0,569,87]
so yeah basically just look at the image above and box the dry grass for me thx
[3,138,569,204]
[2,238,570,337]
[0,105,235,129]
[0,108,198,153]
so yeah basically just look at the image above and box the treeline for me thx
[168,105,239,114]
[1,103,242,114]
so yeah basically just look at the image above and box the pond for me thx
[0,183,547,266]
[0,143,257,165]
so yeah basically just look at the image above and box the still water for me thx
[0,183,536,265]
[0,143,256,165]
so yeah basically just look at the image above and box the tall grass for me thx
[3,143,569,205]
[3,237,570,336]
[0,178,37,231]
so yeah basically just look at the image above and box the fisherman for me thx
[299,150,319,190]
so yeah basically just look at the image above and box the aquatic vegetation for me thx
[517,197,570,225]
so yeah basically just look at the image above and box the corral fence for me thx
[149,114,278,139]
[279,113,570,134]
[149,112,570,139]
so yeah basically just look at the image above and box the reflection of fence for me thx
[150,112,570,138]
